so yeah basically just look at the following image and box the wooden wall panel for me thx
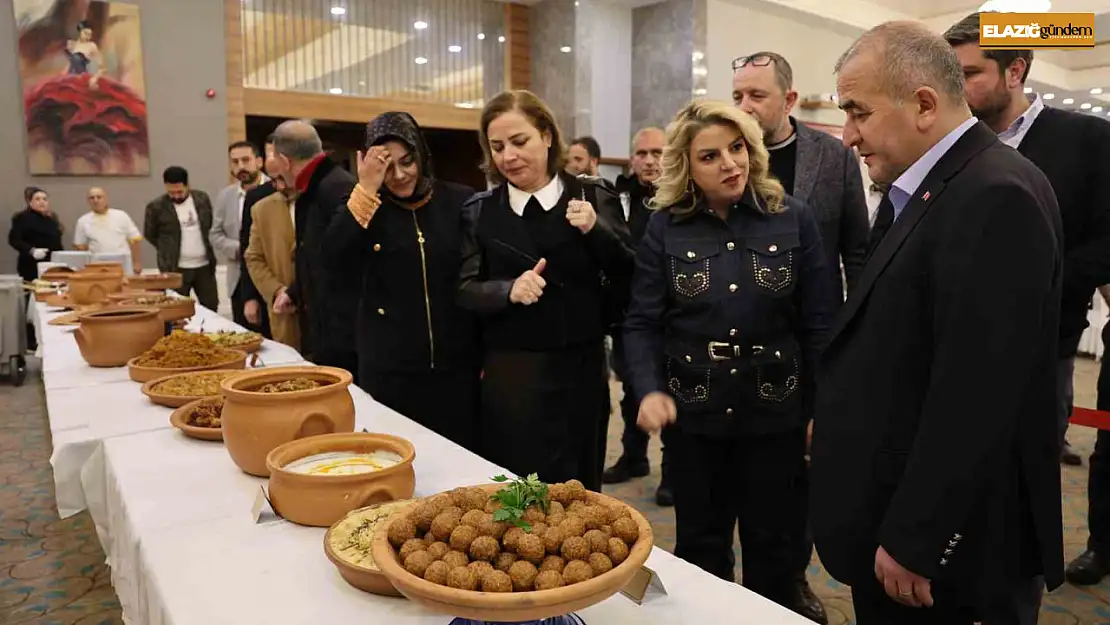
[243,89,481,131]
[504,3,531,90]
[225,0,246,144]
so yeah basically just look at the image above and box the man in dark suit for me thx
[237,134,279,339]
[732,50,870,306]
[812,21,1064,624]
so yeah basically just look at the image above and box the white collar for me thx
[508,176,564,217]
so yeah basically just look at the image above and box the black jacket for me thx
[288,157,358,362]
[9,209,63,282]
[142,191,217,273]
[325,180,480,373]
[614,174,655,246]
[811,122,1064,603]
[622,191,833,437]
[1016,106,1110,356]
[237,180,276,304]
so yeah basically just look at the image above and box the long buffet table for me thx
[34,300,812,625]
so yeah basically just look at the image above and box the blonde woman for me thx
[622,100,834,614]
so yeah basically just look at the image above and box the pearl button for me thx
[377,308,385,315]
[373,243,381,252]
[729,328,737,337]
[768,244,778,253]
[729,283,738,292]
[685,354,692,362]
[774,350,781,358]
[726,242,735,250]
[686,251,696,259]
[730,368,738,376]
[726,408,734,416]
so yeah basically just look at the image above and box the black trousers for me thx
[851,576,978,625]
[230,287,270,337]
[670,426,808,603]
[314,347,360,384]
[175,265,219,312]
[1086,323,1110,554]
[610,333,672,466]
[360,367,480,452]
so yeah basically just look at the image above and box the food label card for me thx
[620,565,668,605]
[251,485,284,524]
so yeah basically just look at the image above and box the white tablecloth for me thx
[37,300,812,625]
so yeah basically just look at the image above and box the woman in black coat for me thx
[9,186,64,282]
[325,112,481,449]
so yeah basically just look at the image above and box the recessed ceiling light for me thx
[330,6,346,15]
[1081,102,1092,109]
[358,81,366,86]
[498,35,505,43]
[1023,87,1033,94]
[477,33,486,40]
[414,57,428,65]
[1043,93,1055,100]
[560,46,571,53]
[449,45,462,52]
[694,88,707,96]
[455,102,475,109]
[1062,97,1074,104]
[329,87,343,94]
[1091,87,1103,94]
[1094,106,1104,112]
[413,21,428,30]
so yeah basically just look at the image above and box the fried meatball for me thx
[585,505,611,530]
[424,530,436,543]
[448,487,471,509]
[399,538,428,562]
[559,516,586,538]
[450,524,479,552]
[447,566,478,591]
[388,517,418,548]
[545,512,566,529]
[565,479,588,501]
[508,560,539,592]
[562,560,593,585]
[522,505,546,525]
[542,526,565,555]
[540,555,566,573]
[482,569,513,593]
[529,522,548,537]
[463,488,490,512]
[561,535,590,561]
[583,529,608,553]
[461,509,487,528]
[410,502,439,533]
[549,483,573,505]
[424,560,451,585]
[484,499,503,514]
[600,525,613,539]
[503,526,527,552]
[534,569,565,590]
[404,550,434,577]
[516,533,546,564]
[612,517,639,545]
[548,501,566,517]
[442,550,470,569]
[567,500,588,515]
[588,552,613,576]
[468,560,495,583]
[427,493,453,514]
[478,517,507,540]
[607,537,630,565]
[610,505,632,521]
[493,552,519,573]
[431,511,462,541]
[469,536,501,562]
[442,506,464,521]
[427,541,450,561]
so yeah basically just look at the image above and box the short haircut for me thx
[228,140,260,157]
[570,136,601,160]
[631,127,665,150]
[745,51,794,92]
[272,120,324,161]
[265,133,278,146]
[162,165,189,185]
[836,21,966,105]
[943,12,1034,82]
[479,90,567,184]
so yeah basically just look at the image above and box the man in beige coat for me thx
[244,187,300,350]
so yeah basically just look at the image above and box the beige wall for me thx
[0,0,231,274]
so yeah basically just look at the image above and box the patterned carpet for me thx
[0,357,1108,624]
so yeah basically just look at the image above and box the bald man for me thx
[73,186,143,273]
[269,119,358,376]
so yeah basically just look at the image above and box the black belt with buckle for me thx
[707,341,764,362]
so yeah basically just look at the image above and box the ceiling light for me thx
[1062,98,1074,104]
[358,81,366,86]
[1094,106,1104,112]
[560,46,572,53]
[330,6,346,15]
[1092,87,1104,95]
[694,88,707,96]
[1081,102,1092,109]
[414,57,428,65]
[329,87,343,94]
[413,21,428,30]
[1043,93,1055,100]
[449,45,462,52]
[477,33,486,40]
[1023,87,1032,94]
[455,102,475,109]
[498,35,505,43]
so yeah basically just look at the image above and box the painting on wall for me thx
[13,0,149,176]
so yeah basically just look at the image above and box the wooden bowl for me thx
[324,500,418,598]
[127,349,248,383]
[127,272,183,290]
[265,432,416,527]
[169,396,224,441]
[141,369,248,408]
[372,485,654,621]
[74,307,164,367]
[221,366,356,477]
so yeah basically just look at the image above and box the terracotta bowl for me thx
[67,272,123,305]
[265,432,416,527]
[74,307,164,367]
[115,296,195,322]
[82,261,125,276]
[127,349,249,383]
[141,369,248,408]
[372,485,654,622]
[324,500,418,598]
[127,272,183,290]
[169,396,224,441]
[204,333,264,354]
[221,366,355,477]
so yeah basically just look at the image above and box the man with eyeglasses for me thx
[732,50,869,625]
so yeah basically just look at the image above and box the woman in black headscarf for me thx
[324,112,481,449]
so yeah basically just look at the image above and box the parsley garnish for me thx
[490,473,549,531]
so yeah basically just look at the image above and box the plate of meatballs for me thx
[370,477,653,622]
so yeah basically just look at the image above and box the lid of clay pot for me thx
[79,307,160,322]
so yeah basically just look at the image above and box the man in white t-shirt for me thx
[142,166,218,310]
[73,187,144,274]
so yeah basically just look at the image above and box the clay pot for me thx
[74,307,164,367]
[67,272,123,305]
[115,296,195,322]
[127,272,183,290]
[82,262,125,276]
[221,366,355,477]
[266,432,415,527]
